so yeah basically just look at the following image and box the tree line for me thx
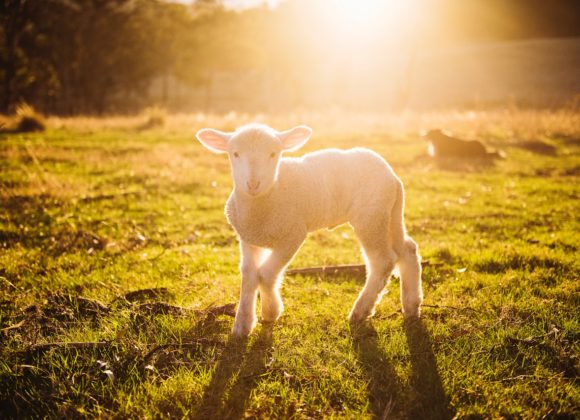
[1,0,232,114]
[1,0,578,115]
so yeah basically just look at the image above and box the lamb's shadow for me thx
[353,319,453,419]
[404,317,453,419]
[351,323,404,418]
[194,323,274,419]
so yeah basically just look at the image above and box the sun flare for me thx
[335,0,385,27]
[331,0,422,40]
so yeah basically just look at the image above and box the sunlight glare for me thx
[332,0,421,41]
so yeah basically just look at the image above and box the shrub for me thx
[14,103,46,132]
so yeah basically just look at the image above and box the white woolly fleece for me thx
[225,147,404,250]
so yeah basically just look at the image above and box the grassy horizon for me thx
[0,109,579,418]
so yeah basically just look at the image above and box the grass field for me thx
[0,109,579,418]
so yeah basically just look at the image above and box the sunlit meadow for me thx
[1,0,579,418]
[1,107,579,417]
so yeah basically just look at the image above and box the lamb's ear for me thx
[277,125,312,151]
[195,128,232,154]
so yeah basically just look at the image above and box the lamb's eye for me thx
[233,152,239,158]
[270,152,276,158]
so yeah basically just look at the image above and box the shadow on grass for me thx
[351,323,404,418]
[412,153,498,172]
[352,319,453,419]
[194,323,274,419]
[517,140,557,156]
[434,156,496,171]
[404,317,454,420]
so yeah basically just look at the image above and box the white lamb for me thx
[196,124,423,336]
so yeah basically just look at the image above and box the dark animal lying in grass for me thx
[423,129,505,160]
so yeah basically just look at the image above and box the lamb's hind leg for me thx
[349,222,397,323]
[399,237,423,318]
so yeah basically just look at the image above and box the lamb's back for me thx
[276,148,397,231]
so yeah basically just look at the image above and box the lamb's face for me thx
[227,130,283,197]
[196,124,313,198]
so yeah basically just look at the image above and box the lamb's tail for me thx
[390,181,423,318]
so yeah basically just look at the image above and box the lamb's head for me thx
[196,124,312,197]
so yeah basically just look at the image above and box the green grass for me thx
[0,111,579,418]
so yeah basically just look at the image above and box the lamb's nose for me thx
[247,180,261,190]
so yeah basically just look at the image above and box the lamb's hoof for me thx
[232,316,256,337]
[402,304,421,320]
[348,309,371,325]
[232,323,253,337]
[261,314,281,323]
[261,307,282,323]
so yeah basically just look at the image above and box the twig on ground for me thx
[0,276,21,290]
[499,373,566,383]
[501,374,537,382]
[73,296,110,314]
[147,248,166,261]
[141,339,220,367]
[29,341,111,352]
[1,319,27,333]
[381,398,394,420]
[286,264,366,277]
[195,303,236,318]
[421,304,480,313]
[505,328,560,346]
[285,260,441,278]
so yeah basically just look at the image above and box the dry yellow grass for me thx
[40,106,580,139]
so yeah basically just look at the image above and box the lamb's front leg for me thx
[233,241,267,337]
[258,235,306,323]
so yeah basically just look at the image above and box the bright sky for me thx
[171,0,279,9]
